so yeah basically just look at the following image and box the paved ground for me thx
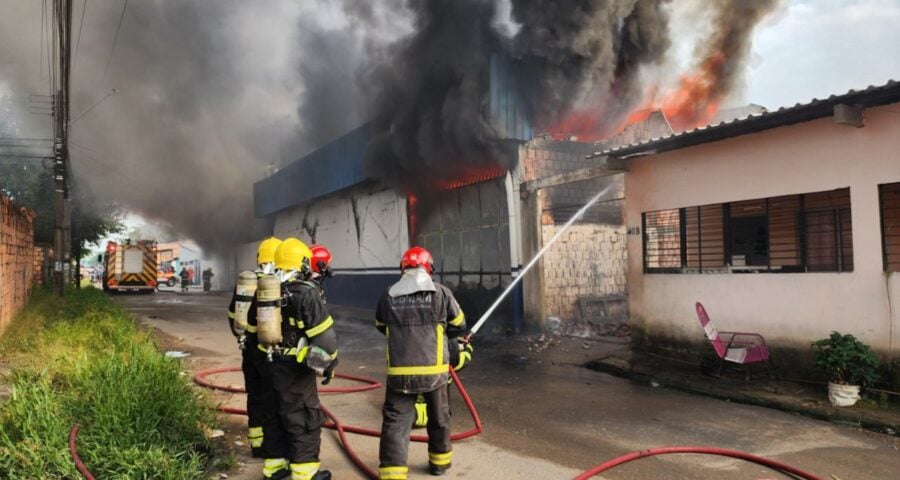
[116,291,900,480]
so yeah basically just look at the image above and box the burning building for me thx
[246,0,784,336]
[252,55,632,335]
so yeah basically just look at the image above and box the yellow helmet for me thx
[257,237,283,265]
[274,238,312,272]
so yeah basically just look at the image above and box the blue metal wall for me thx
[489,54,534,142]
[254,124,370,217]
[254,55,534,217]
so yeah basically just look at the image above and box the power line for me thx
[72,0,87,72]
[0,137,55,142]
[102,0,128,81]
[40,0,45,81]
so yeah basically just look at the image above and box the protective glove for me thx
[321,357,339,385]
[453,339,474,372]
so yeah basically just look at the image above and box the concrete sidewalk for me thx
[586,349,900,437]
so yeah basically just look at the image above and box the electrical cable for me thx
[102,0,129,81]
[73,0,88,72]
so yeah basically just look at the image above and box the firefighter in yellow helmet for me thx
[227,237,282,462]
[375,247,467,479]
[263,238,338,480]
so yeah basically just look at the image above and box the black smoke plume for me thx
[363,0,511,194]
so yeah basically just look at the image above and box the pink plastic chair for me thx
[695,302,773,380]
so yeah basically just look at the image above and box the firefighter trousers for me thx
[379,386,452,473]
[242,343,281,458]
[269,361,324,463]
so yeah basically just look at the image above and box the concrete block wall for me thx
[518,137,630,335]
[0,195,36,335]
[540,223,627,330]
[519,137,597,182]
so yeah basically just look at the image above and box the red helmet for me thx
[310,244,333,274]
[401,246,434,274]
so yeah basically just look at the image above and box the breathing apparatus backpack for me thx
[232,271,258,348]
[255,274,284,361]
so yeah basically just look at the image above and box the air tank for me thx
[233,271,258,334]
[256,274,283,348]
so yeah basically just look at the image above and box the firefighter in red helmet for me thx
[375,246,468,478]
[309,245,334,291]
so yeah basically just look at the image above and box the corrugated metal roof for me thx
[253,124,370,217]
[592,79,900,159]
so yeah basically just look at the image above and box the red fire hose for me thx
[68,424,96,480]
[70,367,823,480]
[574,446,824,480]
[193,366,482,480]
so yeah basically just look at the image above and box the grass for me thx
[0,287,214,479]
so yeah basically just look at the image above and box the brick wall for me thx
[0,195,36,334]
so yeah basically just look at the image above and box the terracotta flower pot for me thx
[827,382,860,407]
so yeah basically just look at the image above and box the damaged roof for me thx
[591,79,900,159]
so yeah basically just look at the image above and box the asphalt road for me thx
[115,291,900,479]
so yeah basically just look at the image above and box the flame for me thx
[658,53,726,131]
[545,53,726,141]
[544,110,609,142]
[432,166,506,190]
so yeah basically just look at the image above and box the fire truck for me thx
[101,240,158,293]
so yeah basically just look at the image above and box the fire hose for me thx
[193,366,483,479]
[68,365,824,480]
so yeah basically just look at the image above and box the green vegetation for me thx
[812,331,881,387]
[0,288,213,479]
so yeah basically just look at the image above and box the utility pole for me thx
[52,0,73,296]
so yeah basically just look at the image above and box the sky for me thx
[744,0,900,109]
[3,0,899,250]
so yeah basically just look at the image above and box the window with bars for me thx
[881,182,900,272]
[642,188,853,273]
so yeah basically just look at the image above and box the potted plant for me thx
[811,332,880,407]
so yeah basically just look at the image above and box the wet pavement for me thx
[115,290,900,479]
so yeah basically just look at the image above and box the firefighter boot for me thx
[428,451,452,476]
[262,458,290,480]
[289,462,331,480]
[428,464,450,476]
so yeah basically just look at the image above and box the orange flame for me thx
[546,53,726,141]
[432,166,506,190]
[659,53,725,131]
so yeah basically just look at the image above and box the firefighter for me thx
[227,237,282,469]
[309,245,334,291]
[375,246,467,479]
[267,238,338,480]
[203,267,214,291]
[179,265,190,292]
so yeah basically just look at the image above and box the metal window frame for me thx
[641,188,854,275]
